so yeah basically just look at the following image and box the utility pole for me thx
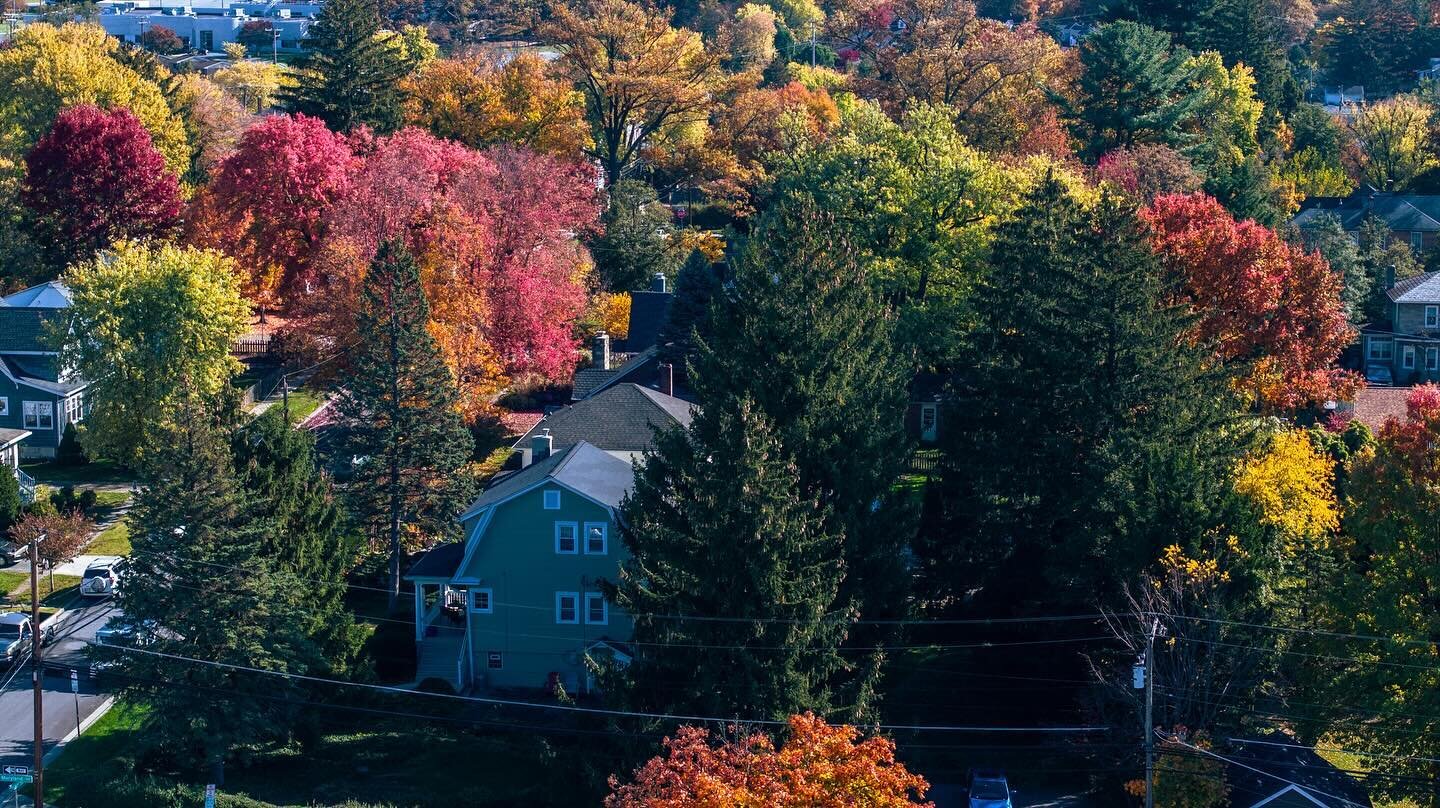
[29,531,44,808]
[1143,617,1158,808]
[809,24,816,67]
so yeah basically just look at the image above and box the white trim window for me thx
[470,588,493,613]
[584,592,608,625]
[22,401,53,430]
[555,522,579,554]
[1428,306,1440,328]
[63,394,82,424]
[584,522,608,555]
[0,397,10,418]
[487,651,503,670]
[543,489,561,510]
[1369,338,1394,362]
[1414,231,1426,252]
[1404,345,1417,369]
[1429,347,1439,371]
[555,591,579,624]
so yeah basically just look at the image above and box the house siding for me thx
[0,376,76,459]
[457,484,632,694]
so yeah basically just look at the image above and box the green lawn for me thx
[21,460,136,487]
[87,521,131,557]
[281,389,326,423]
[9,574,82,608]
[43,699,584,807]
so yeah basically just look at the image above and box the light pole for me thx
[271,24,278,64]
[28,530,45,808]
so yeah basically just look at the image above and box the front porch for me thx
[410,578,471,693]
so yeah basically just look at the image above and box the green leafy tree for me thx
[1193,0,1293,110]
[1068,21,1206,157]
[284,0,410,133]
[1357,212,1422,324]
[232,409,364,672]
[59,241,251,467]
[590,180,683,292]
[108,406,320,785]
[1296,212,1369,322]
[335,241,474,610]
[685,202,914,720]
[0,469,21,536]
[611,399,848,719]
[935,178,1244,610]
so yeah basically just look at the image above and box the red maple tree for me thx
[1142,193,1359,410]
[606,713,934,808]
[21,104,182,270]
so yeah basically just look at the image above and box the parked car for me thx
[90,616,156,677]
[1366,365,1394,386]
[967,770,1013,808]
[0,541,27,566]
[0,612,52,666]
[80,557,127,599]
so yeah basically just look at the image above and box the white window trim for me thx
[584,592,608,625]
[554,521,579,555]
[22,401,53,430]
[487,651,503,670]
[0,397,10,417]
[1429,347,1439,371]
[555,591,579,624]
[469,588,493,613]
[543,489,561,510]
[1404,345,1416,369]
[1428,306,1439,328]
[583,521,608,555]
[1369,338,1393,361]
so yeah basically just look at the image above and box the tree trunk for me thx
[209,756,225,788]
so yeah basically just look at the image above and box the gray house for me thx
[0,283,86,460]
[1362,271,1440,385]
[1293,188,1440,253]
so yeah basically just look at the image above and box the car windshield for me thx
[0,624,24,639]
[972,781,1008,799]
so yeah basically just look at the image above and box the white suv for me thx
[80,557,127,598]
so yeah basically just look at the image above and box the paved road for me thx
[930,783,1100,807]
[0,597,116,768]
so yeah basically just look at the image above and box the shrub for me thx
[57,423,87,467]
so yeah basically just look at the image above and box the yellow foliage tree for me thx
[1233,428,1339,546]
[212,58,289,114]
[592,292,631,340]
[400,53,592,158]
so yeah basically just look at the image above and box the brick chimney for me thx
[532,428,553,461]
[658,362,674,396]
[652,272,667,293]
[592,331,610,370]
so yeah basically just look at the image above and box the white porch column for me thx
[413,584,425,642]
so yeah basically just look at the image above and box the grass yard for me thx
[282,389,326,423]
[43,699,588,807]
[7,573,82,608]
[22,460,135,487]
[86,521,131,556]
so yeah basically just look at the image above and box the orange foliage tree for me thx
[1142,193,1358,410]
[605,713,933,808]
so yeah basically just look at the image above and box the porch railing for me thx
[16,469,36,506]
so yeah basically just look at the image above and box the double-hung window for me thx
[487,651,503,670]
[555,592,579,624]
[583,522,607,555]
[22,402,53,430]
[1428,306,1440,329]
[1414,232,1426,252]
[63,394,83,424]
[1369,338,1394,362]
[1404,345,1417,369]
[555,522,579,554]
[1429,347,1439,371]
[584,592,608,625]
[470,588,493,613]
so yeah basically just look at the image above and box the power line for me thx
[1161,733,1367,808]
[1160,612,1440,649]
[1227,736,1440,767]
[80,639,1113,734]
[1171,634,1440,673]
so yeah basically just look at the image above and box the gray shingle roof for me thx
[1294,192,1440,232]
[617,290,672,353]
[571,346,660,401]
[521,383,693,454]
[460,441,634,518]
[1,282,71,309]
[404,541,465,579]
[0,309,60,354]
[1388,270,1440,303]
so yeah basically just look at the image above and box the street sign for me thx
[1,767,28,776]
[69,669,78,694]
[0,775,31,785]
[205,783,216,808]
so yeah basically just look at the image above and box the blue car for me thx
[967,770,1013,808]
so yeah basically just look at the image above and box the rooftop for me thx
[460,440,634,519]
[1388,270,1440,304]
[519,383,693,455]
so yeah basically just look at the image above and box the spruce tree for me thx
[611,399,848,720]
[688,201,914,719]
[937,178,1245,611]
[655,249,722,375]
[1194,0,1292,112]
[336,240,474,611]
[109,405,319,785]
[233,409,363,672]
[1069,21,1206,157]
[283,0,408,133]
[0,467,20,535]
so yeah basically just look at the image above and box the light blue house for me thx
[0,283,85,462]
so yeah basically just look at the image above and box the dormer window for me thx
[1427,306,1438,328]
[543,490,561,510]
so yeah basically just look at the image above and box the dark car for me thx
[967,769,1013,808]
[0,541,26,566]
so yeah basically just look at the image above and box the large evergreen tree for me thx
[1068,21,1205,157]
[655,249,722,375]
[283,0,408,133]
[589,180,683,292]
[611,399,849,720]
[335,240,474,610]
[685,202,914,719]
[935,178,1245,611]
[109,405,319,785]
[232,409,363,672]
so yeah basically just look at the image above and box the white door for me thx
[920,404,938,443]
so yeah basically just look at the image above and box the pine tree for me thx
[109,405,319,785]
[655,249,722,376]
[589,180,683,292]
[610,399,849,720]
[283,0,408,133]
[688,201,914,720]
[1194,0,1293,112]
[937,178,1245,610]
[0,467,20,535]
[1069,21,1206,157]
[232,409,363,672]
[335,240,474,611]
[1297,212,1369,323]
